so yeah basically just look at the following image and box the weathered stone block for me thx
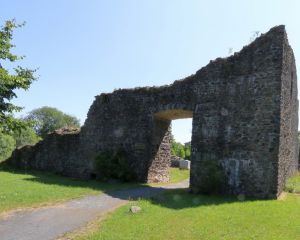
[179,160,191,170]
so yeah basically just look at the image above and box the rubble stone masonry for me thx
[7,26,298,199]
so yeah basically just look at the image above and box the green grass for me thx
[76,191,300,240]
[72,172,300,240]
[0,167,189,214]
[169,168,189,183]
[0,169,130,214]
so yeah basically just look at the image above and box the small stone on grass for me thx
[129,206,142,213]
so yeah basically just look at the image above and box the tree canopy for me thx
[0,19,37,133]
[0,119,41,162]
[12,122,41,148]
[26,106,80,138]
[0,133,15,162]
[170,135,191,160]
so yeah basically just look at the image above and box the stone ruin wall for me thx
[6,25,298,199]
[8,128,83,178]
[277,32,299,194]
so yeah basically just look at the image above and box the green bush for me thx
[285,172,300,193]
[25,106,80,138]
[94,149,134,182]
[197,159,224,194]
[12,125,41,148]
[0,133,16,162]
[171,137,191,160]
[184,146,191,160]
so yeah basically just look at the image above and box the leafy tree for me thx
[170,135,192,160]
[12,123,41,148]
[178,147,186,159]
[0,133,15,162]
[0,119,40,162]
[0,19,37,133]
[94,149,134,182]
[25,106,80,138]
[171,135,186,159]
[184,145,191,160]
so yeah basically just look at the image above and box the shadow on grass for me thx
[0,162,143,193]
[148,189,244,209]
[0,163,257,210]
[106,186,252,210]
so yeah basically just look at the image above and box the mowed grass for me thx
[0,169,129,214]
[169,168,189,183]
[73,173,300,240]
[0,167,189,214]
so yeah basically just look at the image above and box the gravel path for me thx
[0,180,189,240]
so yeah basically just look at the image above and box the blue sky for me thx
[1,0,300,143]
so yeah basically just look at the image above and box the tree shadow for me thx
[106,186,254,209]
[0,163,144,193]
[147,189,246,209]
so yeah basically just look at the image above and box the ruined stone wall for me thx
[190,26,287,198]
[277,31,299,194]
[6,25,298,199]
[7,129,88,178]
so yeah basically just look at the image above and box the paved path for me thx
[0,180,189,240]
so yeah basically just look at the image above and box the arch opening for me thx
[147,109,193,184]
[154,109,193,121]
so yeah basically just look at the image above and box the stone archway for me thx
[8,26,299,199]
[147,108,193,183]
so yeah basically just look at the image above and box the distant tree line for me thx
[0,107,80,162]
[25,107,80,138]
[171,135,191,160]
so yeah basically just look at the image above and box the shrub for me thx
[12,125,41,148]
[94,149,134,182]
[0,133,16,162]
[196,159,224,194]
[284,172,300,193]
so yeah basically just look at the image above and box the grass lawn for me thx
[169,168,190,183]
[72,173,300,240]
[0,167,189,215]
